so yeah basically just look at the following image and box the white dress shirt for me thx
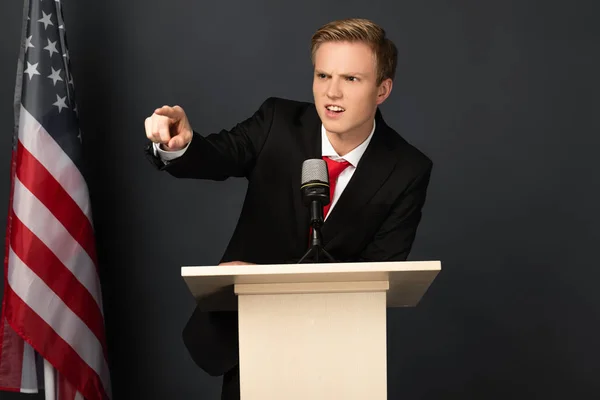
[319,121,375,219]
[153,120,376,219]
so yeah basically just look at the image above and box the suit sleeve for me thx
[357,162,433,261]
[181,307,239,377]
[144,97,276,180]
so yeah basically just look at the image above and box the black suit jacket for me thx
[144,97,433,399]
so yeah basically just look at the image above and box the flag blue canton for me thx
[18,0,83,170]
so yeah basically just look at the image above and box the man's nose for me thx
[326,79,342,99]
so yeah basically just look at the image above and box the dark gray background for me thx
[1,0,599,399]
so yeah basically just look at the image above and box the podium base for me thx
[236,281,388,400]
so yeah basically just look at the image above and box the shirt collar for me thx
[321,120,376,167]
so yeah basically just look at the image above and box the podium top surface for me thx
[181,260,441,310]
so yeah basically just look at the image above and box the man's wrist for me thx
[152,138,192,162]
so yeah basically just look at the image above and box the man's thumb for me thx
[168,136,182,149]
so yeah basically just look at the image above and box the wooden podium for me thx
[181,261,440,400]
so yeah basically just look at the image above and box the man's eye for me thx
[347,76,356,82]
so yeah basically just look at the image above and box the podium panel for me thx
[237,284,387,400]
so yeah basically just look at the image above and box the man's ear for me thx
[376,78,393,105]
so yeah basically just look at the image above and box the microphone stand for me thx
[297,201,337,264]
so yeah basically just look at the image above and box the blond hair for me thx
[311,18,398,85]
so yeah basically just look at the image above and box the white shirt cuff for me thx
[152,138,191,162]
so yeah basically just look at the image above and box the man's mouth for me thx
[326,105,345,113]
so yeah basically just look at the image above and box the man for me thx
[144,18,432,400]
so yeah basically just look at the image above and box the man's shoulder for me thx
[380,122,433,172]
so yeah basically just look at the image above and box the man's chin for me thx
[322,120,348,134]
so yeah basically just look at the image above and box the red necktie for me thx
[322,157,351,219]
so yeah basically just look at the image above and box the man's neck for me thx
[326,119,375,157]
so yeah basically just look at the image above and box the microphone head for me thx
[301,159,330,207]
[301,159,328,185]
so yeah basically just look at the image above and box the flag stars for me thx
[24,62,40,80]
[38,11,54,30]
[53,94,68,113]
[48,67,63,86]
[44,39,59,58]
[25,35,34,52]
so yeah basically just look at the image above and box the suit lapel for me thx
[322,113,399,248]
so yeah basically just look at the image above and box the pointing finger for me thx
[154,105,182,121]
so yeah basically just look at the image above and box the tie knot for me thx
[323,157,351,182]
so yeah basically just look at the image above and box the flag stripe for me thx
[58,372,77,400]
[19,90,84,176]
[43,359,56,400]
[9,212,107,355]
[3,286,108,400]
[16,140,97,267]
[0,319,24,391]
[7,249,110,398]
[11,177,102,309]
[17,106,92,224]
[19,342,36,393]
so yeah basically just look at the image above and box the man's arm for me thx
[357,162,433,262]
[144,97,277,180]
[181,307,239,377]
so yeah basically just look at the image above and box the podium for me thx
[181,260,440,400]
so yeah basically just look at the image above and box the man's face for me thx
[312,41,391,139]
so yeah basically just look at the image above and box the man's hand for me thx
[218,261,255,266]
[145,105,193,151]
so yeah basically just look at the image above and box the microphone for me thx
[300,159,330,228]
[298,159,336,263]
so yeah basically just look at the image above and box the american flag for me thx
[0,1,111,399]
